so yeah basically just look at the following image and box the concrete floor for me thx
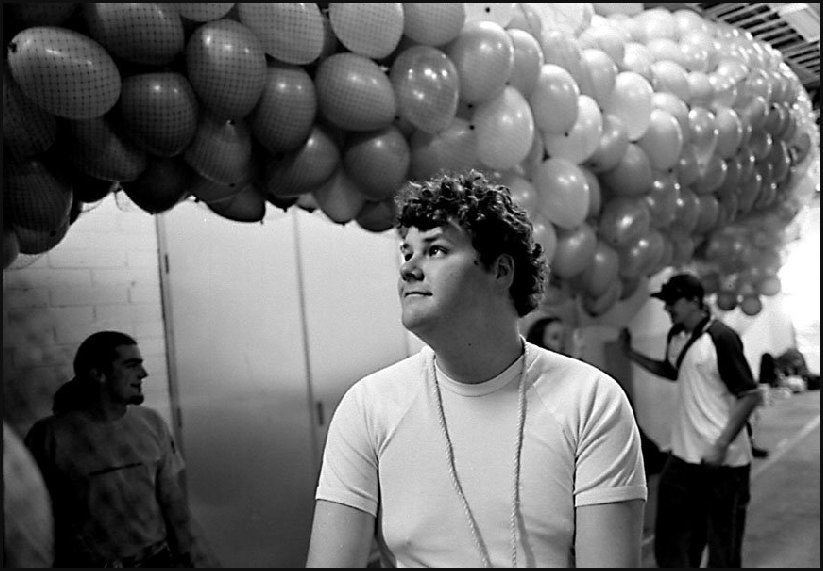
[641,388,821,568]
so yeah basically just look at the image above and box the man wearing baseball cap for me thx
[618,273,762,568]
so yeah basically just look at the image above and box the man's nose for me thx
[400,257,422,281]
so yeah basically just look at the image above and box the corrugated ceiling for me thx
[693,3,819,88]
[648,2,820,122]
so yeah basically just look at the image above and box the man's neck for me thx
[85,399,128,422]
[429,328,524,384]
[682,308,709,334]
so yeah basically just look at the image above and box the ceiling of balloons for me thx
[3,3,820,319]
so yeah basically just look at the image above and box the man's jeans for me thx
[654,454,751,568]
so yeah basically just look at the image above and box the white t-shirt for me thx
[666,322,756,466]
[316,343,647,568]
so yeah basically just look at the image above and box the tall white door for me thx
[293,208,411,455]
[158,202,411,567]
[158,202,315,567]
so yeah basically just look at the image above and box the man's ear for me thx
[88,367,106,384]
[495,254,515,288]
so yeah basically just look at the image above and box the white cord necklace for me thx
[431,344,528,568]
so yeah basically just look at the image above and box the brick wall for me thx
[3,194,172,438]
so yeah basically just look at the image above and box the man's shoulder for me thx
[706,319,742,345]
[342,352,426,409]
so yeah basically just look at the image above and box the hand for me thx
[701,442,728,467]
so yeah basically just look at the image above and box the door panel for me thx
[294,209,411,454]
[158,202,315,567]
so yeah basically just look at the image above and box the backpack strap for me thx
[674,314,714,372]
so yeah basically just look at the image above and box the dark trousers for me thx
[55,539,180,568]
[654,454,751,568]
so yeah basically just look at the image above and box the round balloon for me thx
[3,67,56,161]
[543,95,602,165]
[636,108,684,171]
[603,71,653,141]
[122,157,191,214]
[644,170,679,229]
[578,239,620,297]
[82,3,184,66]
[529,64,580,135]
[328,3,404,60]
[586,113,629,173]
[356,198,397,233]
[207,181,266,223]
[506,28,544,98]
[464,3,516,27]
[619,42,653,81]
[119,72,199,157]
[66,116,148,182]
[551,223,597,278]
[4,158,72,231]
[617,230,666,278]
[651,91,690,142]
[390,46,460,134]
[687,107,719,167]
[474,86,535,169]
[344,126,411,201]
[597,196,651,249]
[263,124,341,197]
[251,63,317,153]
[532,157,590,229]
[541,30,585,82]
[600,143,653,197]
[312,169,367,225]
[183,115,254,187]
[410,117,479,180]
[445,19,514,103]
[651,60,690,101]
[315,53,397,132]
[577,48,617,106]
[7,26,121,119]
[186,19,266,120]
[402,3,465,46]
[14,220,70,256]
[237,3,325,65]
[714,106,743,159]
[173,3,234,22]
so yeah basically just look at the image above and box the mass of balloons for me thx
[3,3,819,319]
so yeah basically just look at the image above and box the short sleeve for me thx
[573,378,647,506]
[315,387,380,516]
[709,324,757,396]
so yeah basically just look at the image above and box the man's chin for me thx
[129,394,145,405]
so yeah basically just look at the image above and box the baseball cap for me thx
[650,273,704,304]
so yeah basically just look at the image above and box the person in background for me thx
[306,170,647,568]
[618,273,762,568]
[527,314,667,477]
[24,331,193,568]
[525,315,575,356]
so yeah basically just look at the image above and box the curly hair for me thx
[394,169,547,316]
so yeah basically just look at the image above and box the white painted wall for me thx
[3,195,172,437]
[4,191,818,566]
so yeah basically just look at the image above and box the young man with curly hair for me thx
[307,170,647,568]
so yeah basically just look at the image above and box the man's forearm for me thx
[624,347,678,380]
[716,392,761,448]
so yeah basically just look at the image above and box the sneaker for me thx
[752,446,770,458]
